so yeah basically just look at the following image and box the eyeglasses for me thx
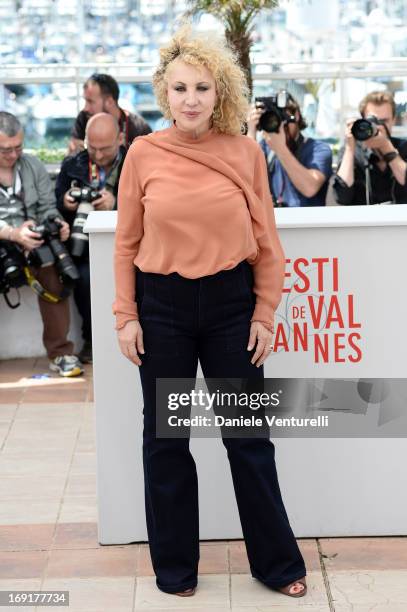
[0,144,23,155]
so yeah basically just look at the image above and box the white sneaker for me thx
[49,355,84,377]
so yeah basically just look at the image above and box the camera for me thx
[29,216,79,284]
[0,240,27,295]
[69,186,101,204]
[351,115,387,142]
[255,91,296,133]
[69,186,101,259]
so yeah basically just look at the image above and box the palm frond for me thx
[184,0,280,95]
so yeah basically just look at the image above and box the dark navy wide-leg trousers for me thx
[136,261,306,594]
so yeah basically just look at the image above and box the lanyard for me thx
[269,134,307,206]
[276,172,286,205]
[0,168,22,201]
[88,160,106,189]
[120,110,129,147]
[266,153,286,206]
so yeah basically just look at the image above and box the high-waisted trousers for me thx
[136,261,306,594]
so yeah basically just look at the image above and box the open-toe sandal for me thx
[174,587,196,597]
[275,577,307,598]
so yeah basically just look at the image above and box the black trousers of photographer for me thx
[136,261,306,594]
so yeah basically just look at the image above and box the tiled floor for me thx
[1,357,406,611]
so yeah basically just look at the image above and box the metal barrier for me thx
[1,58,407,140]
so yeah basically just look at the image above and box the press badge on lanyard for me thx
[88,160,106,190]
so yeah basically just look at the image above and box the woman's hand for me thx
[117,320,145,366]
[247,321,274,367]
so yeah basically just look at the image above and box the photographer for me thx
[56,113,126,363]
[247,91,332,207]
[333,91,407,205]
[0,112,82,377]
[68,73,151,154]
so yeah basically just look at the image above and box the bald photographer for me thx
[56,113,126,363]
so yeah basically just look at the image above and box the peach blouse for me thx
[113,124,285,331]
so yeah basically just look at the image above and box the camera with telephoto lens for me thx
[0,240,27,296]
[69,186,101,259]
[351,115,388,142]
[28,216,79,284]
[255,91,296,133]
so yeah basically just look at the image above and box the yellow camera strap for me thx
[23,266,62,303]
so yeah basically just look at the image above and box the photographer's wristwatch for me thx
[382,150,400,163]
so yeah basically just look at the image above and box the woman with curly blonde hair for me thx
[114,25,307,600]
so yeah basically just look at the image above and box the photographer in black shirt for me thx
[68,73,151,154]
[57,113,126,363]
[333,91,407,205]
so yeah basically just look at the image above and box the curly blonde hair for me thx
[152,25,249,135]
